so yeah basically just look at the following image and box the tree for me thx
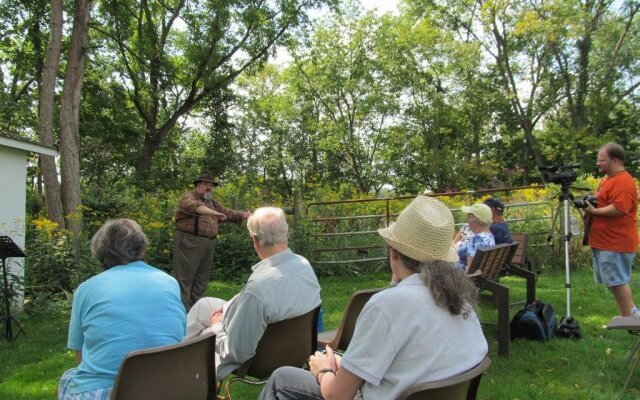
[38,0,64,227]
[94,0,335,184]
[290,8,397,193]
[59,0,92,236]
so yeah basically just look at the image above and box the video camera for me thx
[538,164,581,185]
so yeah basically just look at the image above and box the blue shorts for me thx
[592,249,636,287]
[58,368,112,400]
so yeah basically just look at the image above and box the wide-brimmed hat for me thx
[483,197,505,213]
[461,203,492,225]
[193,171,219,186]
[378,196,458,263]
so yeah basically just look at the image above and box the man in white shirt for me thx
[185,206,321,380]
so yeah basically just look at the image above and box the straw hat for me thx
[378,196,458,263]
[193,171,220,186]
[461,203,492,225]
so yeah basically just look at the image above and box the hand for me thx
[209,310,223,326]
[211,211,227,221]
[309,345,337,377]
[242,210,252,220]
[584,202,596,215]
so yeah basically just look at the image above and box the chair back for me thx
[234,306,320,380]
[467,242,518,281]
[510,233,528,266]
[334,288,384,350]
[397,356,491,400]
[110,332,217,400]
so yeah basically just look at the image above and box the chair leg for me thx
[624,337,640,369]
[623,347,640,391]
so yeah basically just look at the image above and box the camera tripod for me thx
[546,182,582,339]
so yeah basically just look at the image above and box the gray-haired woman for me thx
[259,196,488,400]
[58,219,186,400]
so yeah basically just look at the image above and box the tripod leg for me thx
[547,201,563,244]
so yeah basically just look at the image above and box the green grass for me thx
[3,266,640,399]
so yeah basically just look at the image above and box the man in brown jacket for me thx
[173,171,251,310]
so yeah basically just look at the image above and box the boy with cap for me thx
[484,197,512,245]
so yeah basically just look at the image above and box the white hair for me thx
[247,207,289,247]
[468,214,490,228]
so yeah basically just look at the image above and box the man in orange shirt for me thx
[584,142,639,317]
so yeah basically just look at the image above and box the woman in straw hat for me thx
[454,203,495,272]
[258,196,488,400]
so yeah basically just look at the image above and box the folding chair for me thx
[111,332,217,400]
[318,287,385,351]
[397,356,491,400]
[223,306,320,399]
[606,317,640,390]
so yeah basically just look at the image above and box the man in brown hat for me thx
[173,171,251,310]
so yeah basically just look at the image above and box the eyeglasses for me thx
[596,158,611,163]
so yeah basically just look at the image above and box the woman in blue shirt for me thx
[58,219,186,400]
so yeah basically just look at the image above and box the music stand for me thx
[1,236,26,342]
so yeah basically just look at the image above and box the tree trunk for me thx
[39,0,64,228]
[60,0,92,236]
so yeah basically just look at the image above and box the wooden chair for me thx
[110,332,217,400]
[397,356,491,400]
[223,306,320,399]
[606,317,640,390]
[318,287,385,351]
[466,242,519,357]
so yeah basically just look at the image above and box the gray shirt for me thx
[341,273,488,400]
[214,248,321,379]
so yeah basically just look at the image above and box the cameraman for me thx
[583,142,639,317]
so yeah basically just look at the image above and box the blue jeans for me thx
[259,367,324,400]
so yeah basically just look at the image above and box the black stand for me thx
[1,236,26,343]
[548,184,582,340]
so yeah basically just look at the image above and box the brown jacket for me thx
[174,189,244,238]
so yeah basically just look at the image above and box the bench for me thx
[505,233,537,305]
[466,242,519,357]
[510,233,538,273]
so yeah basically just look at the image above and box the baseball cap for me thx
[460,203,493,225]
[483,198,505,213]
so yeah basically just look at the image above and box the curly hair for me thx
[399,253,478,316]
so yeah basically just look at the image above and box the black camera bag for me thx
[510,301,558,342]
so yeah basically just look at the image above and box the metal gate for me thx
[305,186,558,267]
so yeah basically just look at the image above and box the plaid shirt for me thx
[174,189,244,238]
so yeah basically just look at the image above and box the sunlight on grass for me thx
[3,267,640,399]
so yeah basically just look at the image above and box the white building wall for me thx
[0,146,27,311]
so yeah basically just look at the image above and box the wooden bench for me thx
[510,233,538,273]
[466,242,519,357]
[506,233,537,305]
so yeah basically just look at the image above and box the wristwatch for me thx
[316,368,336,385]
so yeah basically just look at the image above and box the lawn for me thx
[2,266,640,399]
